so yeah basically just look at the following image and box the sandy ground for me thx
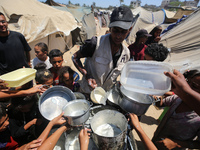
[63,27,164,150]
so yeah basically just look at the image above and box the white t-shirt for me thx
[32,56,52,69]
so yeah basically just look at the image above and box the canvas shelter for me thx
[161,8,200,71]
[0,0,78,59]
[126,7,175,45]
[45,0,97,42]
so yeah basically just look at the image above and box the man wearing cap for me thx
[128,29,152,61]
[72,6,133,94]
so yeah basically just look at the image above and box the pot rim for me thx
[63,99,91,118]
[120,86,153,105]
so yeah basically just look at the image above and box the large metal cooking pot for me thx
[118,85,154,116]
[90,110,128,150]
[39,86,76,120]
[62,99,91,126]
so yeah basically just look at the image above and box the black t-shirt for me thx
[80,36,122,68]
[0,31,31,75]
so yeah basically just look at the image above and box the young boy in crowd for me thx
[32,42,52,69]
[144,43,169,61]
[49,49,63,85]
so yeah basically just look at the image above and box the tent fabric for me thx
[127,7,167,44]
[161,9,200,70]
[0,0,78,43]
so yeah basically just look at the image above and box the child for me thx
[144,43,169,61]
[146,26,162,45]
[59,66,80,92]
[8,95,40,145]
[34,63,53,88]
[128,29,152,60]
[49,49,63,85]
[152,70,200,149]
[32,42,52,69]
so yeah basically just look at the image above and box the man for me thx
[72,6,133,94]
[0,12,31,75]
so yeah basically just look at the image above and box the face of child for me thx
[188,76,200,93]
[34,46,47,61]
[63,72,73,88]
[154,29,162,38]
[0,114,9,132]
[43,78,53,88]
[50,57,63,70]
[139,36,148,44]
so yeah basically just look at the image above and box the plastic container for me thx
[120,61,173,96]
[90,87,107,105]
[0,68,36,87]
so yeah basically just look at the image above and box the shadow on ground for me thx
[140,115,159,126]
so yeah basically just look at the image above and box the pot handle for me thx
[152,96,161,105]
[89,101,93,107]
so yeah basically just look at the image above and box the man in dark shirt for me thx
[0,12,31,75]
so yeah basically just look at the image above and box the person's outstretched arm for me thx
[79,128,91,150]
[129,113,157,150]
[37,125,68,150]
[37,112,66,144]
[164,69,200,116]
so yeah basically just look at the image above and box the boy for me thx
[49,49,63,85]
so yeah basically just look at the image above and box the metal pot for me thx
[107,83,121,108]
[90,110,128,150]
[118,86,154,116]
[39,86,76,120]
[62,99,91,126]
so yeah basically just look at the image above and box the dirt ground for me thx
[63,27,164,150]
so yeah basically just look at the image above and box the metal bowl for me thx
[39,86,76,120]
[62,99,91,126]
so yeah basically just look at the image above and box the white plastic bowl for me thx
[0,68,36,87]
[120,61,173,96]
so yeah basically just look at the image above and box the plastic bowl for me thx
[120,61,173,96]
[90,87,107,105]
[0,68,36,87]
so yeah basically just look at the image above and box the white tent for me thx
[161,9,200,71]
[0,0,78,59]
[127,7,174,45]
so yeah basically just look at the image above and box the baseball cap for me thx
[109,6,133,30]
[136,29,152,38]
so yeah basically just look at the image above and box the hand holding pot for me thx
[50,112,66,126]
[128,113,141,130]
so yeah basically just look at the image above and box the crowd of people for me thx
[0,5,200,150]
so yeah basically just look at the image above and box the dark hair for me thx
[49,49,63,60]
[183,70,200,82]
[59,66,75,83]
[35,42,48,53]
[144,43,169,61]
[34,63,47,70]
[35,68,53,84]
[0,104,7,119]
[0,12,5,17]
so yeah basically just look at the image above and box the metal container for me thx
[39,86,76,120]
[107,83,121,108]
[62,99,91,126]
[90,110,128,150]
[118,86,154,116]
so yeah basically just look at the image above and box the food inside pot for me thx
[95,123,122,137]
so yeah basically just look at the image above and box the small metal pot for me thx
[91,110,128,150]
[118,86,154,116]
[62,99,91,126]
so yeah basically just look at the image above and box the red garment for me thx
[5,136,19,150]
[128,43,147,61]
[49,67,59,85]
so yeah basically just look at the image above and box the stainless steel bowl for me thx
[39,86,76,120]
[62,99,91,126]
